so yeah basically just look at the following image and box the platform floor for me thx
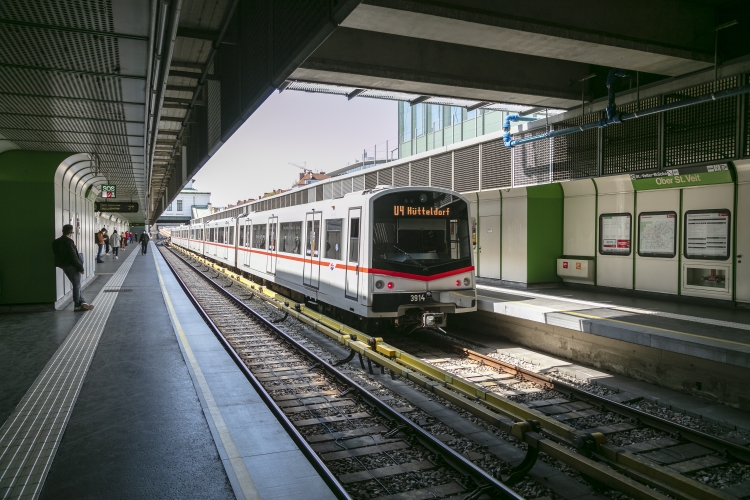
[475,278,750,369]
[0,243,334,499]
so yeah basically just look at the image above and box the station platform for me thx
[466,278,750,410]
[0,243,335,499]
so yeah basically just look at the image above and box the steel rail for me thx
[455,345,750,464]
[169,247,688,500]
[167,245,728,500]
[162,246,525,500]
[160,247,353,500]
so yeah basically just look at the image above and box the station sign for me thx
[101,184,116,198]
[95,202,139,213]
[630,164,732,190]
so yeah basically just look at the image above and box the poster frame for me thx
[637,211,677,258]
[599,212,632,256]
[683,209,731,261]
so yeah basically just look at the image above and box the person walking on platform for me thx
[53,224,94,312]
[121,231,127,249]
[110,230,121,260]
[139,231,150,255]
[95,229,105,263]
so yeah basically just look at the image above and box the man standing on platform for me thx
[95,228,104,263]
[53,224,94,311]
[139,231,150,255]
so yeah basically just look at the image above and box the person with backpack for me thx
[110,230,121,259]
[53,224,94,311]
[139,231,150,255]
[95,229,105,263]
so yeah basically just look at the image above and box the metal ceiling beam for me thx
[165,85,197,92]
[169,60,206,70]
[0,126,141,137]
[0,90,145,106]
[0,62,146,80]
[176,27,219,42]
[466,101,491,111]
[163,98,206,106]
[0,18,149,42]
[347,88,366,100]
[168,70,219,81]
[409,95,430,105]
[0,112,142,124]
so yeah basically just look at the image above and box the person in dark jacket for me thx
[139,231,150,255]
[53,224,94,311]
[95,229,104,263]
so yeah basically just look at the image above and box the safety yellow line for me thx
[478,294,750,348]
[152,250,261,500]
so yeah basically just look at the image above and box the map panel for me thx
[639,212,676,257]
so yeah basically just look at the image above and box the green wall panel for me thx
[0,150,70,305]
[526,183,564,283]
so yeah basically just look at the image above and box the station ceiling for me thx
[0,0,746,224]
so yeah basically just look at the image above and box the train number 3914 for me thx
[410,294,426,302]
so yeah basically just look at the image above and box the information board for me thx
[638,212,676,257]
[600,213,631,255]
[95,202,139,213]
[685,210,730,260]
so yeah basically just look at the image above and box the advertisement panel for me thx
[599,213,631,255]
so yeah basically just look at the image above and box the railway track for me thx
[160,246,523,500]
[164,244,748,500]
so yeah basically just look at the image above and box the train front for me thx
[369,188,477,330]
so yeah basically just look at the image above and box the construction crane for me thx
[288,161,321,174]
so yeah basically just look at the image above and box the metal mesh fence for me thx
[512,130,551,186]
[602,97,659,174]
[553,112,600,181]
[664,76,739,167]
[481,139,512,189]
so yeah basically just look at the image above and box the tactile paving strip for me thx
[0,248,139,499]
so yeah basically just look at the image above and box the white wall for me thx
[595,176,634,289]
[502,187,527,283]
[477,190,501,278]
[562,180,596,257]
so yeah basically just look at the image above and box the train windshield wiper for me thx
[392,244,429,271]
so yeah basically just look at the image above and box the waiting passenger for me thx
[53,224,94,312]
[102,229,110,255]
[110,230,121,260]
[95,229,105,263]
[139,231,150,255]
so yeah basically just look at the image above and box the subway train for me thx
[171,186,477,331]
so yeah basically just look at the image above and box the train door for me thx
[345,208,361,300]
[303,212,322,288]
[266,217,278,274]
[243,222,251,266]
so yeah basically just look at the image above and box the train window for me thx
[325,219,342,260]
[349,218,360,263]
[245,225,251,247]
[239,225,244,247]
[371,191,471,274]
[269,223,277,251]
[306,219,320,257]
[280,222,302,254]
[252,224,266,249]
[218,227,224,243]
[229,226,234,245]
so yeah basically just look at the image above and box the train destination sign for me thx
[95,202,139,213]
[101,184,116,198]
[630,164,732,190]
[393,205,451,217]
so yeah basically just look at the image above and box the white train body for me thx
[173,186,477,327]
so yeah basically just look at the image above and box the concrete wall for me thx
[464,310,750,410]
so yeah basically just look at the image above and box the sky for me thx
[193,90,397,207]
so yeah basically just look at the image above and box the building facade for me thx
[157,179,211,226]
[398,103,553,158]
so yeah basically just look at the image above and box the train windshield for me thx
[372,191,471,275]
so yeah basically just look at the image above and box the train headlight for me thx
[425,314,436,326]
[463,277,470,286]
[387,282,394,289]
[455,280,461,286]
[419,193,428,203]
[375,280,384,289]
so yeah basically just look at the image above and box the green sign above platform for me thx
[630,164,733,190]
